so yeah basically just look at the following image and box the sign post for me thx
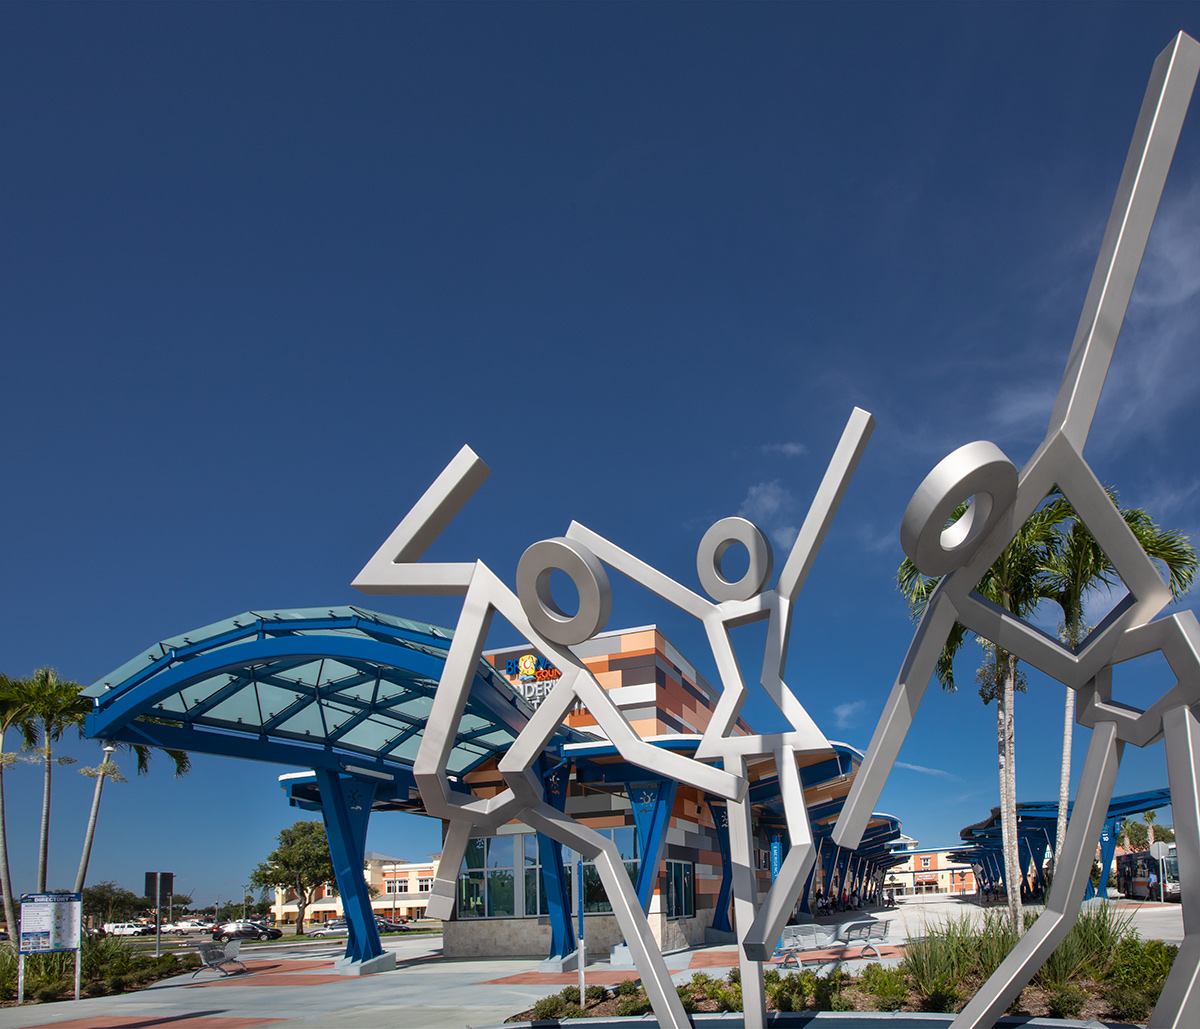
[18,893,82,1003]
[1150,841,1169,902]
[145,872,174,958]
[576,858,585,1000]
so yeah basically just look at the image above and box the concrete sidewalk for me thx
[0,895,1181,1029]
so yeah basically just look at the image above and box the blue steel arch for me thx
[82,605,583,971]
[83,606,565,778]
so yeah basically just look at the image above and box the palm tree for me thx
[74,736,190,892]
[0,675,35,935]
[899,498,1066,933]
[1042,491,1196,872]
[1145,809,1158,849]
[12,668,90,892]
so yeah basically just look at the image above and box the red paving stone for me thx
[12,1018,286,1029]
[687,950,740,968]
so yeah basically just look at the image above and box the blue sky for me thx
[4,2,1200,909]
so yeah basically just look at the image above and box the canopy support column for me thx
[312,768,393,975]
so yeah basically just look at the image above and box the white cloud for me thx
[736,480,802,551]
[833,700,866,729]
[738,480,794,523]
[761,442,808,458]
[896,761,961,781]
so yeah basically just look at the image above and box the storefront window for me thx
[458,837,516,918]
[665,861,694,919]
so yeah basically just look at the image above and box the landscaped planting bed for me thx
[508,904,1177,1023]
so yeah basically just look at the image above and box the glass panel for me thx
[582,864,610,913]
[254,683,305,722]
[203,694,266,727]
[682,863,694,917]
[524,834,540,867]
[275,703,326,737]
[337,718,403,751]
[457,871,484,918]
[613,826,638,862]
[525,868,540,916]
[380,733,422,762]
[463,838,487,870]
[486,869,514,916]
[317,700,359,733]
[486,836,513,869]
[625,861,638,886]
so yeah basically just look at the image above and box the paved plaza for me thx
[0,896,1179,1029]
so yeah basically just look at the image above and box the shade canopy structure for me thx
[82,606,589,971]
[954,789,1172,899]
[83,606,586,783]
[82,607,904,969]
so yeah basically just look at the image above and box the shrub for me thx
[584,983,606,1002]
[559,985,580,1004]
[1047,984,1087,1019]
[617,977,638,996]
[916,972,959,1013]
[861,963,906,1011]
[726,965,740,984]
[812,966,849,1011]
[34,984,64,1003]
[762,967,781,987]
[615,993,652,1016]
[675,984,696,1012]
[1106,936,1177,997]
[1106,985,1152,1023]
[531,993,565,1019]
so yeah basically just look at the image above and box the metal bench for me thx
[834,918,891,959]
[192,939,247,977]
[775,924,836,968]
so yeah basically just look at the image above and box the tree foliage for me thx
[249,820,335,934]
[81,881,142,925]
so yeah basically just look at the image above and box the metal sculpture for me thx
[833,31,1200,1029]
[353,410,872,1029]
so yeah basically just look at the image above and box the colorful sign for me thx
[502,653,564,709]
[19,893,82,954]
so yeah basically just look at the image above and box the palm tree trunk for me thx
[75,757,111,893]
[37,742,52,893]
[1002,651,1022,933]
[1054,685,1074,876]
[0,753,17,936]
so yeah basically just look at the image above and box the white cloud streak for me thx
[761,442,808,458]
[896,761,961,781]
[833,700,866,729]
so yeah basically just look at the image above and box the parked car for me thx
[212,920,283,942]
[161,920,207,935]
[375,919,409,934]
[102,922,146,937]
[308,922,348,937]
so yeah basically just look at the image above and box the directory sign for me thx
[19,893,82,954]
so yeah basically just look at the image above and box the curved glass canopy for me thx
[83,606,586,780]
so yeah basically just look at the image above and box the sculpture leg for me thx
[952,721,1123,1028]
[524,801,692,1029]
[728,794,767,1029]
[743,745,817,960]
[1151,704,1200,1028]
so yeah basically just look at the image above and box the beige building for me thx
[271,851,441,926]
[885,848,976,897]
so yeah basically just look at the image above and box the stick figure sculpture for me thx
[354,407,872,1029]
[833,31,1200,1029]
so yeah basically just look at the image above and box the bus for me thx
[1115,845,1179,901]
